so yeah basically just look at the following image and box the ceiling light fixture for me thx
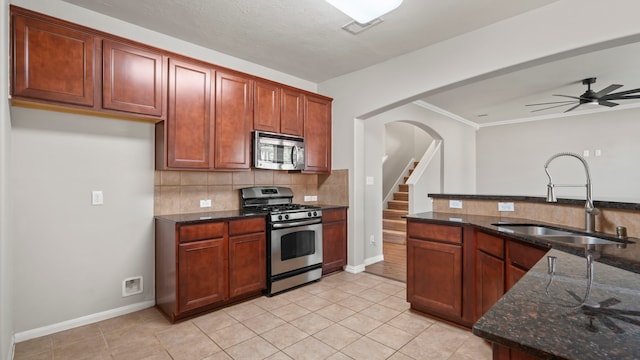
[325,0,403,24]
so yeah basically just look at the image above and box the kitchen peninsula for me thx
[406,194,640,359]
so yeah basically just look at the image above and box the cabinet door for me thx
[254,80,280,133]
[281,88,304,136]
[215,71,253,169]
[475,251,505,319]
[407,238,462,319]
[103,39,165,116]
[12,12,95,106]
[178,238,228,313]
[322,209,347,274]
[506,241,548,290]
[167,59,214,169]
[229,232,266,298]
[304,95,332,173]
[322,209,347,275]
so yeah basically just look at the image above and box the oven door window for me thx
[280,230,316,261]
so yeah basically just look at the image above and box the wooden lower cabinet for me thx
[407,220,550,328]
[228,218,267,298]
[406,221,474,326]
[506,240,548,291]
[493,343,542,360]
[156,216,266,322]
[178,238,228,313]
[407,238,462,318]
[322,208,348,275]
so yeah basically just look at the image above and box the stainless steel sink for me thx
[493,223,626,246]
[495,224,573,237]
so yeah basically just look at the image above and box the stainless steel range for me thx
[240,186,322,295]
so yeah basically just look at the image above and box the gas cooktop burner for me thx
[258,204,320,213]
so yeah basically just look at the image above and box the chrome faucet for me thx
[544,152,600,233]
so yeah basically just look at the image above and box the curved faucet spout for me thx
[544,152,599,232]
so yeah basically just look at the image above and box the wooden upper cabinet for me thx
[254,80,280,133]
[12,10,95,106]
[304,95,332,173]
[167,59,214,169]
[215,71,253,170]
[281,88,304,136]
[102,39,165,117]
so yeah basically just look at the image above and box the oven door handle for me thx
[271,218,322,229]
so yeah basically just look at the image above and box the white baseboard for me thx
[14,300,155,343]
[364,255,384,266]
[344,264,365,273]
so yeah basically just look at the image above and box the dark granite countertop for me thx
[473,249,640,360]
[155,210,265,224]
[155,204,348,224]
[428,193,640,211]
[405,212,640,274]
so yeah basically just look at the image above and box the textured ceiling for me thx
[61,0,559,83]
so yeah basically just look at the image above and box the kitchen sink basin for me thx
[493,223,627,246]
[494,224,573,237]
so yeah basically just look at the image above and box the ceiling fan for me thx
[526,77,640,113]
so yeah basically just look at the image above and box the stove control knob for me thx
[307,212,312,217]
[284,214,290,220]
[313,211,318,217]
[278,215,283,221]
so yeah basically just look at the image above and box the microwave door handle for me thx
[292,146,297,167]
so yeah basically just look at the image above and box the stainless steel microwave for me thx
[254,131,305,170]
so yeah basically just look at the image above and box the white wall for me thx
[383,122,429,197]
[477,108,640,202]
[364,104,475,263]
[1,0,14,356]
[319,0,640,270]
[11,108,155,333]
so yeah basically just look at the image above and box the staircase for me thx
[382,161,418,245]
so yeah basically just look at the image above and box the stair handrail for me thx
[382,157,416,208]
[406,140,443,214]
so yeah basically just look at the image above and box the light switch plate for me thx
[449,200,463,209]
[498,202,515,212]
[91,191,103,206]
[199,199,212,208]
[366,176,374,185]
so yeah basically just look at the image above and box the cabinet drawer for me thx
[229,217,265,236]
[476,232,504,259]
[323,208,346,223]
[407,222,462,244]
[179,222,225,243]
[507,240,548,270]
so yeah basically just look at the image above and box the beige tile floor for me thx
[14,272,491,360]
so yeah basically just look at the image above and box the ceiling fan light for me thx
[325,0,403,24]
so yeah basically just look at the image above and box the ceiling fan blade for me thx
[553,94,582,100]
[598,100,618,107]
[564,103,583,112]
[594,84,623,97]
[601,88,640,99]
[613,95,640,99]
[525,100,576,106]
[530,103,577,112]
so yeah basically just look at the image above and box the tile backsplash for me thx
[154,169,349,215]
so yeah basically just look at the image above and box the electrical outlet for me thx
[304,195,312,201]
[199,199,212,208]
[449,200,463,209]
[91,190,104,206]
[311,195,318,201]
[498,202,515,212]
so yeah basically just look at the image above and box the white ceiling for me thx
[60,0,640,125]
